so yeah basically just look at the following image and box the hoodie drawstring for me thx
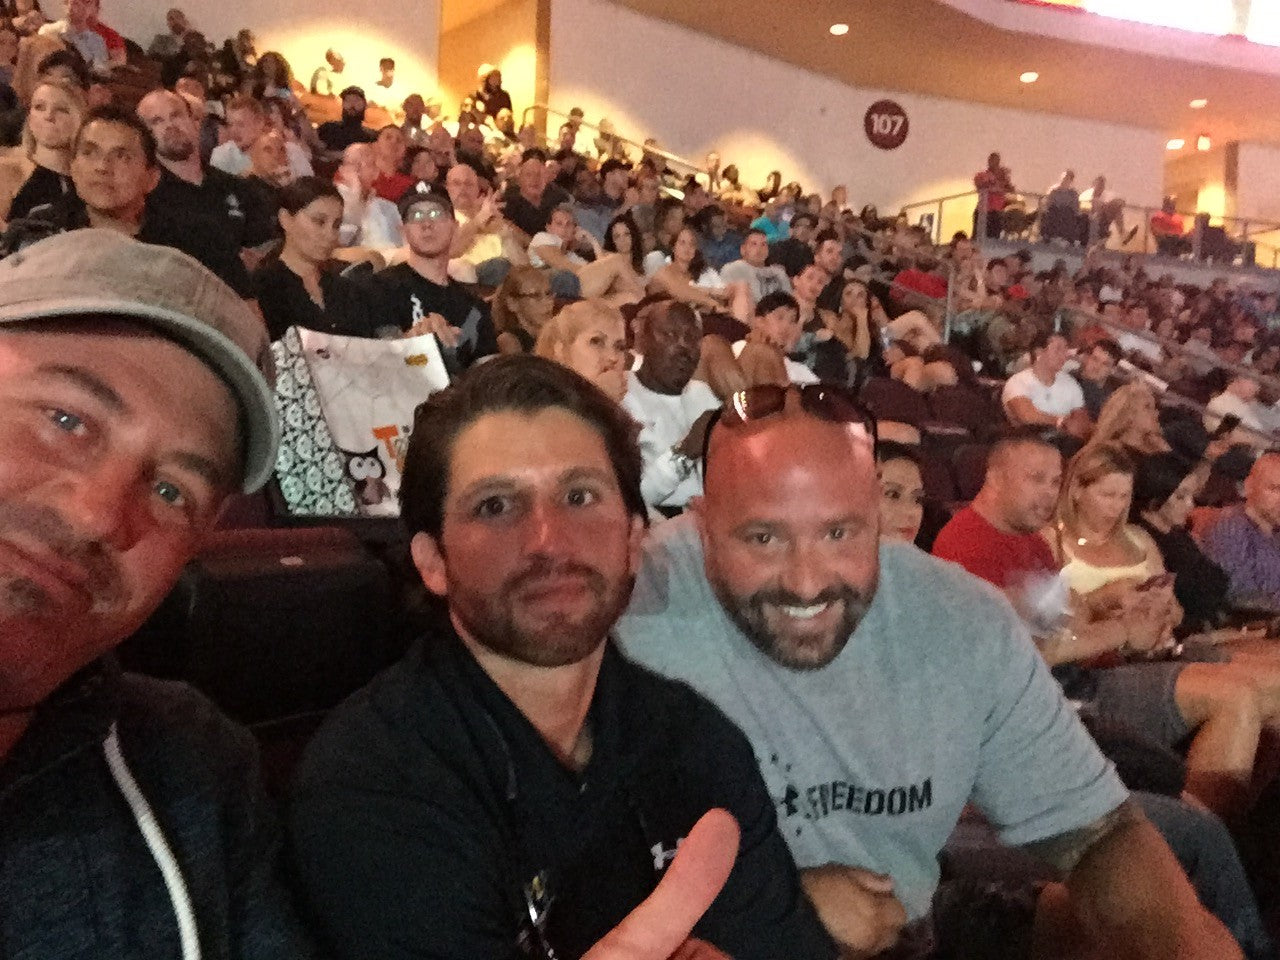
[103,722,202,960]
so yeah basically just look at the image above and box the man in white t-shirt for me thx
[1205,375,1277,447]
[210,96,312,181]
[1002,330,1088,434]
[720,229,791,306]
[621,300,720,512]
[615,394,1241,959]
[528,204,592,269]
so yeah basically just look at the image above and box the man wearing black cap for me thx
[0,230,310,958]
[317,86,377,153]
[361,189,496,374]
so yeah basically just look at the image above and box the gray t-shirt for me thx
[615,516,1127,920]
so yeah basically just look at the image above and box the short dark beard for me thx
[710,575,876,671]
[450,558,633,668]
[157,140,194,163]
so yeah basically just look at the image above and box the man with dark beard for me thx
[288,356,837,960]
[615,385,1242,960]
[136,88,256,296]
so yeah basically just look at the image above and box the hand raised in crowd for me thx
[583,809,738,960]
[675,408,719,462]
[476,191,505,229]
[800,864,908,959]
[404,311,462,348]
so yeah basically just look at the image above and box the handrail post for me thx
[943,260,956,343]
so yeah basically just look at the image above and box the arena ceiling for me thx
[613,0,1280,148]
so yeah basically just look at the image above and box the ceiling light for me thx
[1197,135,1212,151]
[829,23,849,36]
[1019,71,1039,83]
[1166,138,1185,150]
[1190,98,1208,109]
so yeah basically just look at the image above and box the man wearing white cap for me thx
[0,229,311,958]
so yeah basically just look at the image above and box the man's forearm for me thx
[1029,801,1240,959]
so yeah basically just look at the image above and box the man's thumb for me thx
[582,809,739,960]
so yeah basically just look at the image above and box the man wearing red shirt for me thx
[1151,197,1190,257]
[370,125,415,203]
[973,151,1014,238]
[932,430,1060,595]
[891,252,947,312]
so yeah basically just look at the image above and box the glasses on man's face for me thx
[404,206,450,224]
[700,384,878,475]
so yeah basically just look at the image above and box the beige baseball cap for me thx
[0,230,279,492]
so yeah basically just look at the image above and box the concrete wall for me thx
[437,0,538,125]
[549,0,1166,240]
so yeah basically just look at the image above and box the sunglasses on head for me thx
[700,383,878,474]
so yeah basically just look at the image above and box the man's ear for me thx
[410,531,449,597]
[688,495,711,548]
[626,513,646,575]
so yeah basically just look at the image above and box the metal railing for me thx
[900,189,1280,270]
[1063,304,1280,448]
[520,103,710,183]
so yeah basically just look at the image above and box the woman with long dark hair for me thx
[251,177,370,340]
[648,226,749,320]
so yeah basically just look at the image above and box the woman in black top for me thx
[251,177,369,341]
[1131,451,1231,632]
[474,65,512,119]
[492,265,554,354]
[7,79,82,221]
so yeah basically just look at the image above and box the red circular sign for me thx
[864,100,909,150]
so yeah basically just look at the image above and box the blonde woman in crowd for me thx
[1050,443,1280,817]
[1087,383,1172,457]
[535,298,629,402]
[0,77,83,223]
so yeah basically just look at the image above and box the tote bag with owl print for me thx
[272,326,450,518]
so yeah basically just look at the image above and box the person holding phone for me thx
[1048,442,1280,819]
[1132,451,1235,633]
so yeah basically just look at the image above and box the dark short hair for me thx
[1131,451,1195,518]
[1029,328,1064,355]
[521,147,548,165]
[875,440,922,469]
[599,158,631,179]
[743,228,767,243]
[791,212,818,229]
[1092,338,1123,362]
[988,425,1060,472]
[755,290,798,317]
[400,355,648,538]
[37,48,90,89]
[76,104,157,168]
[379,57,395,69]
[813,228,840,248]
[278,175,342,215]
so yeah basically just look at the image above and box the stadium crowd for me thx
[4,4,1280,960]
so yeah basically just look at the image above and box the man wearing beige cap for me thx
[0,229,311,958]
